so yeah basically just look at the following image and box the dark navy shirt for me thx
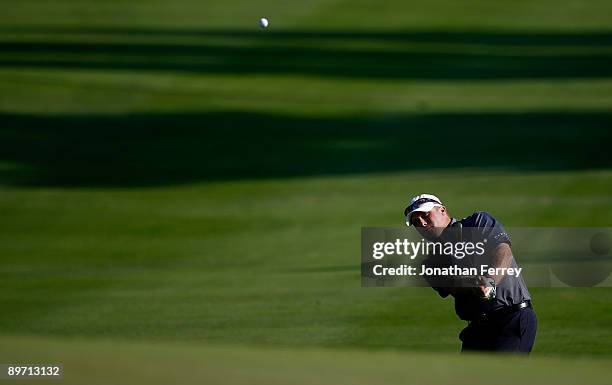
[423,211,531,321]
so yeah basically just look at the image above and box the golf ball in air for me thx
[260,18,269,28]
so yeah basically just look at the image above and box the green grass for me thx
[1,334,612,385]
[1,0,612,381]
[1,170,611,355]
[2,0,612,30]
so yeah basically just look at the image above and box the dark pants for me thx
[459,307,537,353]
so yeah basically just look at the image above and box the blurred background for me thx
[0,0,611,383]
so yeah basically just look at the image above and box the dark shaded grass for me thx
[1,111,610,187]
[1,29,612,79]
[5,27,612,45]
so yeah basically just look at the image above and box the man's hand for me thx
[476,276,496,300]
[471,242,513,300]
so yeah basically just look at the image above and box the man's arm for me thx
[422,257,495,299]
[422,241,514,299]
[477,242,513,297]
[487,242,513,284]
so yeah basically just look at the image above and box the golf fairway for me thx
[1,334,611,385]
[1,0,611,382]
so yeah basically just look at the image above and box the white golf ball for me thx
[259,17,269,28]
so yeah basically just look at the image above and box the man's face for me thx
[411,206,449,240]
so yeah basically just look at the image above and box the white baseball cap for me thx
[404,194,443,226]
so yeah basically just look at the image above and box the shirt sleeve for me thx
[464,211,511,252]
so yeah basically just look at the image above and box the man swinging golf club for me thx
[404,194,537,353]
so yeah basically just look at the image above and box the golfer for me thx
[404,194,537,353]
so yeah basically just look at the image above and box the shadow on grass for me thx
[1,28,612,79]
[0,111,610,187]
